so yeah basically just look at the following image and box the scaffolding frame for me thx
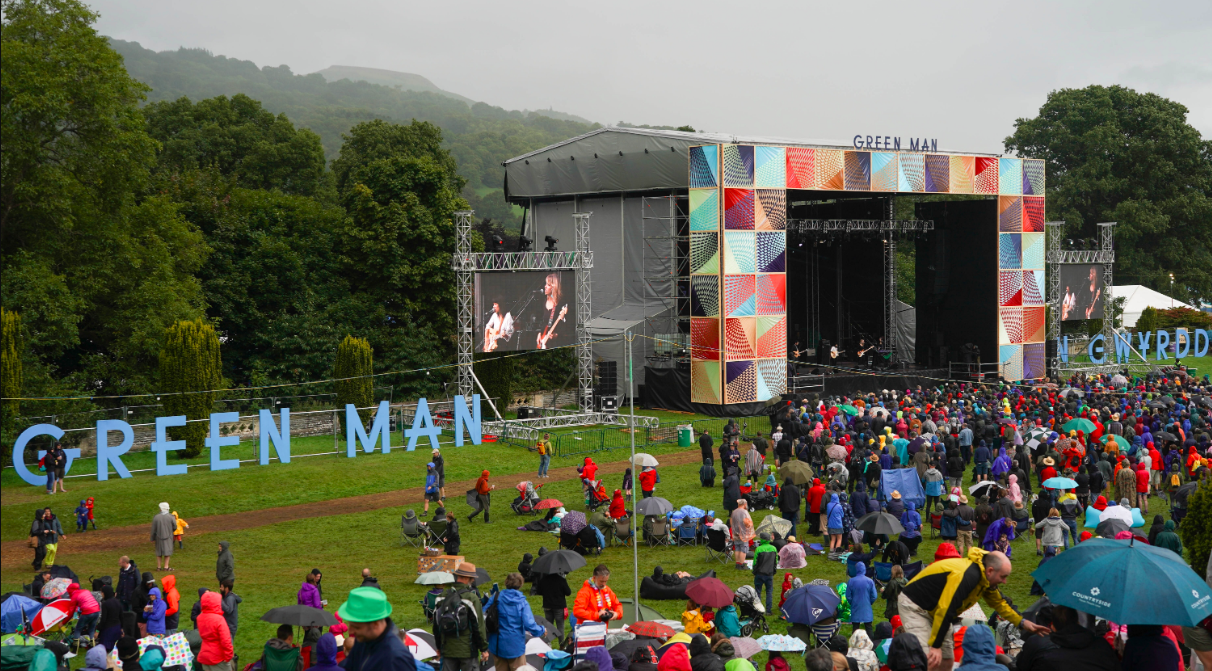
[641,194,689,364]
[883,199,898,367]
[1047,221,1126,378]
[574,213,595,412]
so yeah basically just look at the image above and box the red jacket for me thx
[1150,447,1163,471]
[807,481,827,513]
[1136,465,1150,494]
[197,591,233,665]
[639,469,657,492]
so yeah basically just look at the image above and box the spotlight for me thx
[490,234,505,251]
[544,235,559,252]
[1064,239,1075,250]
[517,235,532,252]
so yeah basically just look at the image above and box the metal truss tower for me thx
[574,212,594,412]
[883,198,898,367]
[454,211,475,400]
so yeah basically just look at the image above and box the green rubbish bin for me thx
[678,425,692,448]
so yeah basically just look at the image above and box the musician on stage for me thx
[536,272,568,349]
[482,302,513,352]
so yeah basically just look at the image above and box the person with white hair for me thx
[151,502,176,570]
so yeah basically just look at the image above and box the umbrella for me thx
[1032,537,1212,626]
[838,404,858,416]
[1,595,42,634]
[534,499,563,511]
[465,489,479,508]
[778,460,813,485]
[1155,431,1178,443]
[611,636,662,660]
[756,634,806,652]
[39,578,71,601]
[525,637,552,655]
[968,481,998,497]
[1095,518,1130,539]
[780,585,840,626]
[632,453,659,467]
[996,417,1017,425]
[1159,396,1177,406]
[415,572,454,586]
[729,637,762,659]
[474,567,491,587]
[1025,439,1042,452]
[1174,482,1199,507]
[755,515,793,538]
[531,549,587,576]
[1146,401,1167,410]
[261,605,339,627]
[1025,427,1049,440]
[29,599,72,636]
[1061,389,1084,398]
[560,511,587,534]
[1111,374,1129,388]
[404,629,437,660]
[855,511,904,536]
[685,577,735,608]
[627,621,676,639]
[1062,418,1096,434]
[679,505,706,519]
[636,497,674,517]
[1042,477,1079,490]
[1098,505,1134,526]
[1197,397,1212,409]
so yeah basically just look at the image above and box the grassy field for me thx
[2,431,1179,666]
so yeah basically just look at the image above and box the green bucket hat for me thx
[337,587,393,622]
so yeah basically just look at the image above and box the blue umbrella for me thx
[780,584,840,626]
[1042,477,1078,489]
[1031,537,1212,626]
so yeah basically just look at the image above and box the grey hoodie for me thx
[1034,516,1069,547]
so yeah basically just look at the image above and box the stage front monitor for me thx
[475,271,577,352]
[1059,264,1104,321]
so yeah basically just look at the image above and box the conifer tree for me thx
[334,335,373,424]
[159,319,222,458]
[1,308,22,461]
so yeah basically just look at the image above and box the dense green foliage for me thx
[1005,85,1212,305]
[1181,481,1212,572]
[333,336,373,424]
[110,38,600,230]
[474,354,515,417]
[1135,306,1212,334]
[1,309,21,460]
[159,319,223,457]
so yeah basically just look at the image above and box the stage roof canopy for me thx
[503,126,1001,201]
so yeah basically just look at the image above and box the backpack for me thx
[1171,472,1182,487]
[484,594,500,635]
[436,589,476,637]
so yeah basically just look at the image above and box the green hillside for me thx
[313,64,474,104]
[110,39,600,227]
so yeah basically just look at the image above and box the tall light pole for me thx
[1170,273,1175,308]
[626,328,638,619]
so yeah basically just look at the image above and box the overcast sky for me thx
[93,0,1211,153]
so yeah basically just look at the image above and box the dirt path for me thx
[1,446,716,568]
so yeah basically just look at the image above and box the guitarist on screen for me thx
[482,302,514,352]
[536,272,569,349]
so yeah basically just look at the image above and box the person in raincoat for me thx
[826,493,844,552]
[609,490,627,520]
[681,600,713,635]
[1154,520,1183,555]
[304,633,342,671]
[955,623,1006,671]
[424,463,439,514]
[161,575,181,632]
[486,573,546,666]
[990,448,1012,483]
[847,629,880,671]
[847,562,878,636]
[151,502,176,570]
[899,501,922,557]
[144,587,167,635]
[714,602,741,638]
[1005,474,1022,505]
[172,511,189,549]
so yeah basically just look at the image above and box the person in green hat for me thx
[337,587,416,671]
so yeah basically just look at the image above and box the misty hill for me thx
[313,65,474,104]
[110,38,601,227]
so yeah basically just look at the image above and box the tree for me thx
[474,353,514,418]
[1005,85,1212,304]
[1135,306,1160,334]
[1181,481,1212,572]
[1,308,22,461]
[159,319,223,458]
[143,94,333,199]
[334,336,373,424]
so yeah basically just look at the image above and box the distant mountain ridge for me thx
[312,65,475,104]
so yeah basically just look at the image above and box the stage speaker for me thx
[600,396,619,413]
[596,361,618,397]
[818,339,832,365]
[516,406,530,420]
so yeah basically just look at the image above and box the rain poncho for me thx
[846,630,879,671]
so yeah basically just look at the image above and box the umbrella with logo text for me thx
[780,584,840,626]
[1032,537,1212,626]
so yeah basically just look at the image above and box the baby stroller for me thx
[584,480,610,511]
[744,488,776,511]
[511,481,542,516]
[733,584,769,636]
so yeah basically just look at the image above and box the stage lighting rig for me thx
[517,236,532,252]
[490,235,505,251]
[544,235,559,252]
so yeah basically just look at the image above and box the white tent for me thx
[1112,285,1194,327]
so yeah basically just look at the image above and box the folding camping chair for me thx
[425,519,448,547]
[613,518,634,547]
[872,561,893,582]
[705,528,729,564]
[647,518,672,548]
[676,517,699,547]
[401,514,426,549]
[419,588,444,622]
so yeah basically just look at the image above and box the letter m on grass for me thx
[347,401,391,456]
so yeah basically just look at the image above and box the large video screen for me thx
[1060,264,1104,321]
[475,271,577,352]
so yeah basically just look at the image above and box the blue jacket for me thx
[955,623,1005,671]
[344,620,417,671]
[826,494,843,529]
[846,563,877,624]
[487,589,545,659]
[714,605,741,638]
[425,471,438,494]
[145,588,167,635]
[900,502,921,540]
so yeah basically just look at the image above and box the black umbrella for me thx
[855,511,904,536]
[475,567,492,587]
[1095,518,1130,539]
[1155,431,1178,443]
[636,497,674,516]
[46,565,80,585]
[1196,397,1212,409]
[1062,389,1084,398]
[1174,482,1199,507]
[609,636,661,659]
[1146,401,1167,410]
[261,605,338,627]
[531,549,587,576]
[1159,396,1177,406]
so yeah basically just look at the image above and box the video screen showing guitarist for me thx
[475,271,576,352]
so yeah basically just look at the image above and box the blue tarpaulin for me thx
[878,469,925,509]
[1,595,42,633]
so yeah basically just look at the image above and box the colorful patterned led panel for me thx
[689,145,718,188]
[1023,197,1045,232]
[1023,270,1045,306]
[950,156,974,194]
[690,275,719,317]
[870,152,897,191]
[999,196,1022,232]
[756,232,786,272]
[785,148,815,189]
[1021,233,1044,269]
[754,146,786,188]
[724,275,757,317]
[690,317,720,360]
[724,317,756,360]
[1023,343,1046,379]
[898,153,925,192]
[974,157,999,194]
[755,359,786,400]
[817,150,844,189]
[1023,159,1045,196]
[725,360,757,403]
[844,151,871,191]
[689,189,719,232]
[723,231,755,274]
[1000,345,1023,381]
[1024,307,1046,343]
[755,190,786,231]
[999,308,1023,345]
[756,316,786,358]
[756,274,787,315]
[691,232,719,275]
[999,233,1022,269]
[724,189,754,230]
[924,155,949,193]
[999,158,1022,196]
[691,360,721,404]
[999,271,1023,307]
[723,145,754,187]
